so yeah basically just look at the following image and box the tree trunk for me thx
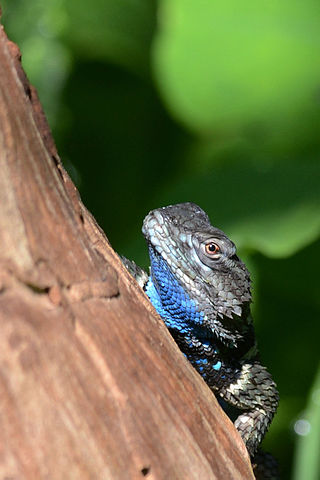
[0,23,254,480]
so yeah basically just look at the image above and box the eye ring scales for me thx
[205,241,221,256]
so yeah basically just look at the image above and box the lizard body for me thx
[123,202,278,477]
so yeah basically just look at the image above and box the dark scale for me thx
[122,202,279,479]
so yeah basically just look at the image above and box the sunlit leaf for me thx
[153,0,320,150]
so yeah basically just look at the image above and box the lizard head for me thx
[142,203,252,342]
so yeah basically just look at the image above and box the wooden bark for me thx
[0,23,254,480]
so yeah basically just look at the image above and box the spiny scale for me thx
[123,202,279,479]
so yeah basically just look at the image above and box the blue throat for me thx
[145,245,222,374]
[145,245,205,334]
[145,247,221,378]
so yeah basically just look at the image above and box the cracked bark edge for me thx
[0,20,255,480]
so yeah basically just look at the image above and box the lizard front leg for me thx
[173,332,278,457]
[216,360,279,457]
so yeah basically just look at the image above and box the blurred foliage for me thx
[2,1,320,478]
[292,365,320,480]
[154,1,320,140]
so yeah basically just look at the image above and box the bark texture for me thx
[0,24,254,480]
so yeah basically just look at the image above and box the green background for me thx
[2,1,320,478]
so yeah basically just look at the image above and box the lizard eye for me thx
[204,242,220,256]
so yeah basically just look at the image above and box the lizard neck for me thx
[145,250,205,333]
[146,243,255,352]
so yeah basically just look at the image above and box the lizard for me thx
[122,202,279,478]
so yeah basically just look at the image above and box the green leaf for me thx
[150,158,320,258]
[64,0,157,75]
[153,0,320,148]
[2,0,72,128]
[293,365,320,480]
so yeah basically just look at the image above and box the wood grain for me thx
[0,23,254,480]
